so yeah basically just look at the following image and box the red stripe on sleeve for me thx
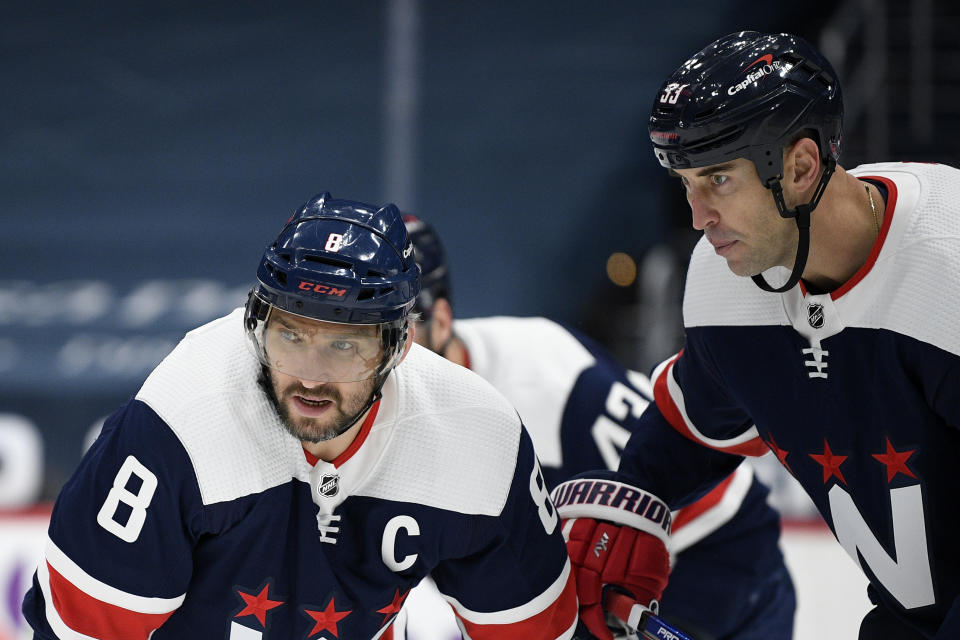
[722,437,768,457]
[47,562,176,639]
[652,353,686,432]
[653,354,767,457]
[455,568,577,640]
[671,472,735,532]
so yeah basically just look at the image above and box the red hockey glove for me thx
[551,478,671,640]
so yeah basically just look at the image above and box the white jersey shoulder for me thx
[136,308,307,506]
[359,343,523,516]
[453,316,596,468]
[841,162,960,355]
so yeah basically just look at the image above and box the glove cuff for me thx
[551,478,671,546]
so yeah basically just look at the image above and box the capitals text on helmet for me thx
[727,60,788,96]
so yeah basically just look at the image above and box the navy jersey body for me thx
[22,309,577,640]
[618,162,960,638]
[454,316,793,639]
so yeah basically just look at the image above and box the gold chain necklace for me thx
[865,184,879,235]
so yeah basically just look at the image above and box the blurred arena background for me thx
[1,1,955,637]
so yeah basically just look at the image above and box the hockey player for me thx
[21,193,578,639]
[552,31,960,639]
[404,216,795,639]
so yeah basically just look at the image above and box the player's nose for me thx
[296,360,336,387]
[300,377,324,389]
[688,186,720,231]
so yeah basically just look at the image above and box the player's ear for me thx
[430,298,454,354]
[784,136,820,193]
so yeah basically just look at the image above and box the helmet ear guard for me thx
[378,315,411,374]
[244,288,269,332]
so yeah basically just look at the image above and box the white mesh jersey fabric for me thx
[357,344,522,517]
[683,162,960,357]
[136,308,310,506]
[844,162,960,357]
[683,237,790,328]
[453,316,596,468]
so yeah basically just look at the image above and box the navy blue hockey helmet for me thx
[649,31,842,187]
[649,31,844,293]
[403,215,451,320]
[245,192,421,382]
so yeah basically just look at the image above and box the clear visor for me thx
[250,306,388,383]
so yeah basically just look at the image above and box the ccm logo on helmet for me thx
[298,280,347,298]
[727,59,788,96]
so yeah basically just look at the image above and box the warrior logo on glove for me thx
[551,478,672,538]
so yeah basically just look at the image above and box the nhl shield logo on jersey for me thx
[807,302,825,329]
[317,474,340,498]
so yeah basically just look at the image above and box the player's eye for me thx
[330,340,355,353]
[279,329,302,343]
[710,174,728,186]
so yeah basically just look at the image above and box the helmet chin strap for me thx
[751,158,836,293]
[317,385,384,442]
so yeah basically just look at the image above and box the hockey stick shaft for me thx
[606,592,695,640]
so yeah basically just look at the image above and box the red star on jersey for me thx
[809,439,848,485]
[235,583,284,627]
[305,597,352,638]
[872,438,917,482]
[376,588,409,626]
[766,434,792,473]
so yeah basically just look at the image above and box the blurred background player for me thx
[402,215,795,640]
[22,193,577,639]
[553,30,960,640]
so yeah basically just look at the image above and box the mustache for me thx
[257,366,341,407]
[283,383,341,403]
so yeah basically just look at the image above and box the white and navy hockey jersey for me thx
[620,162,960,636]
[454,317,791,636]
[455,317,769,549]
[22,309,577,640]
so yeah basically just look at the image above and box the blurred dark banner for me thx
[0,1,831,503]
